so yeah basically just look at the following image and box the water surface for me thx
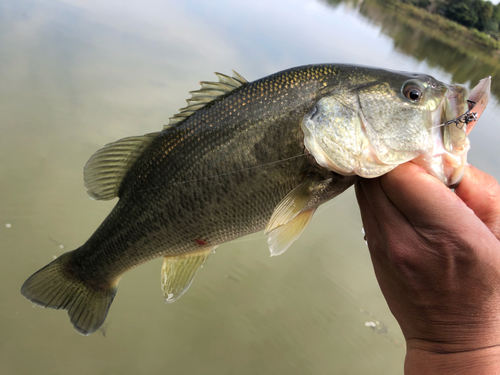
[1,1,499,374]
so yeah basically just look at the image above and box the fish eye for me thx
[402,82,423,102]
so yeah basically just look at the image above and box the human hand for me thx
[355,162,500,373]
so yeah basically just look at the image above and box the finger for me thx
[455,165,500,240]
[356,174,410,233]
[355,179,404,291]
[354,181,381,244]
[355,176,414,263]
[380,163,474,234]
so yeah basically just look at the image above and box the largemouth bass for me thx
[21,64,490,335]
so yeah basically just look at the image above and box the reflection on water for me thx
[1,1,499,374]
[353,0,500,100]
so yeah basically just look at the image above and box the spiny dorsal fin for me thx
[84,132,160,200]
[161,248,214,303]
[165,70,248,129]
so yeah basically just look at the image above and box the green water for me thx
[1,0,499,374]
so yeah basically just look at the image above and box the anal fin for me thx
[161,248,213,303]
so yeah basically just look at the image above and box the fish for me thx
[20,64,491,335]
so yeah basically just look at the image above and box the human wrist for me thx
[405,342,500,374]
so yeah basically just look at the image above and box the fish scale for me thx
[21,64,489,335]
[70,66,329,310]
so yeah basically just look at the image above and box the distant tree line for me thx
[401,0,500,38]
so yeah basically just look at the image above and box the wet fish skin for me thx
[77,67,342,278]
[21,64,472,335]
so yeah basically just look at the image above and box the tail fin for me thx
[20,252,117,336]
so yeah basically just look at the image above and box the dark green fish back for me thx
[75,65,345,276]
[21,64,359,335]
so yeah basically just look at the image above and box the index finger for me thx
[455,165,500,240]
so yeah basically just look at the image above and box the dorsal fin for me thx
[165,70,248,129]
[84,132,160,200]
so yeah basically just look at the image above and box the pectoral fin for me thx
[161,248,213,303]
[265,174,358,257]
[267,209,316,257]
[265,179,315,234]
[265,179,318,257]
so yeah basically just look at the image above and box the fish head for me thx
[302,69,490,186]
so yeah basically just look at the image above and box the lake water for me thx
[1,0,499,374]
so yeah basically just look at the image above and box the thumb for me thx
[380,163,469,233]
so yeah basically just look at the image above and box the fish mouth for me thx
[411,77,491,187]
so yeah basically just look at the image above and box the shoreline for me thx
[374,0,500,55]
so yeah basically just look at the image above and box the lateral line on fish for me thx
[136,153,310,192]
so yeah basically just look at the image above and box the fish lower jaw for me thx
[419,101,469,186]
